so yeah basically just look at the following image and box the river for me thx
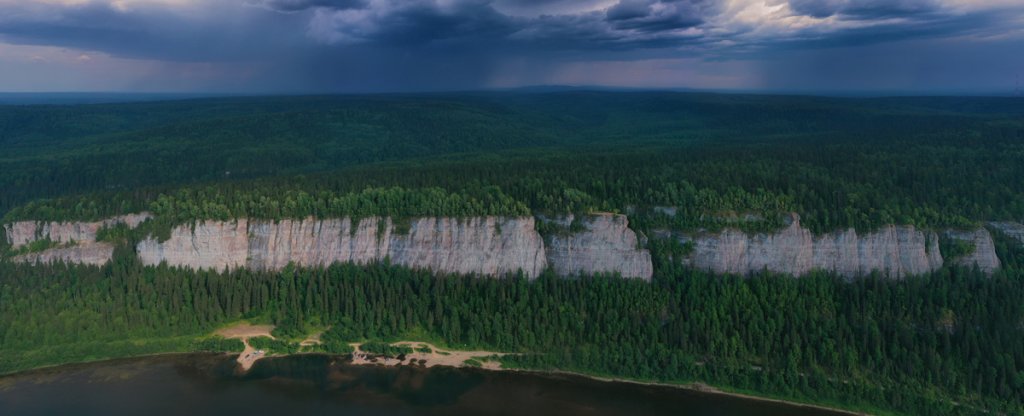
[0,354,852,415]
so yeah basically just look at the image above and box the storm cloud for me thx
[0,0,1021,93]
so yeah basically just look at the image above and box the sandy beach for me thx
[216,323,276,371]
[348,341,506,370]
[210,323,864,415]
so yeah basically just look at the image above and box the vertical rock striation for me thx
[7,212,1003,279]
[677,215,1004,278]
[3,213,151,248]
[245,217,384,270]
[388,217,547,277]
[544,213,653,279]
[943,229,1001,274]
[137,220,251,271]
[4,213,151,266]
[137,216,548,278]
[989,221,1024,245]
[681,217,944,278]
[13,243,115,266]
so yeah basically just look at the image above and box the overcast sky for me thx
[0,0,1022,94]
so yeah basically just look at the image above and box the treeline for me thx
[2,243,1023,415]
[4,186,529,225]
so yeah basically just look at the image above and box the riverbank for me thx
[503,368,871,416]
[1,334,868,416]
[0,353,856,416]
[285,339,869,416]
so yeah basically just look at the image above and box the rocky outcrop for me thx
[387,217,547,277]
[137,220,250,271]
[138,216,548,278]
[989,221,1024,245]
[7,213,646,278]
[681,220,942,279]
[3,213,151,248]
[944,229,1000,273]
[544,213,653,279]
[244,218,383,271]
[4,213,151,266]
[13,242,114,266]
[6,212,1004,279]
[676,215,1002,278]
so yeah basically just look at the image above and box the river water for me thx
[0,354,850,416]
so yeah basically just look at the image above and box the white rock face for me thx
[13,242,115,266]
[137,220,251,271]
[679,215,1004,278]
[137,216,548,278]
[389,217,547,277]
[4,213,151,248]
[944,229,1001,274]
[7,212,1002,279]
[681,216,943,278]
[4,213,151,266]
[544,213,653,279]
[245,217,385,270]
[989,221,1024,245]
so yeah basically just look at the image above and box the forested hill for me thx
[3,92,1023,234]
[3,92,1024,415]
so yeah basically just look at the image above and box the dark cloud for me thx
[607,0,652,21]
[841,0,940,19]
[605,0,706,32]
[787,0,941,19]
[767,2,1016,55]
[0,0,1020,93]
[254,0,366,12]
[308,0,517,45]
[0,1,309,62]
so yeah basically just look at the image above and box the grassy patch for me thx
[6,238,73,257]
[360,341,413,357]
[248,337,300,355]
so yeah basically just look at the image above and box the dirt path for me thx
[349,341,507,370]
[299,330,324,347]
[215,323,275,339]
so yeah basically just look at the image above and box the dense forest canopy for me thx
[2,233,1023,415]
[2,92,1023,233]
[2,92,1024,415]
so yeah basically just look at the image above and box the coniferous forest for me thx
[2,92,1024,415]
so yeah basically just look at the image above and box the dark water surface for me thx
[0,354,849,416]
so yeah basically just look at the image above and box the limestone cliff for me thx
[136,220,250,271]
[944,229,1001,273]
[4,213,151,248]
[6,212,1004,279]
[3,213,151,266]
[676,215,1000,278]
[387,217,547,277]
[544,213,653,279]
[989,221,1024,245]
[138,216,548,278]
[13,242,114,266]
